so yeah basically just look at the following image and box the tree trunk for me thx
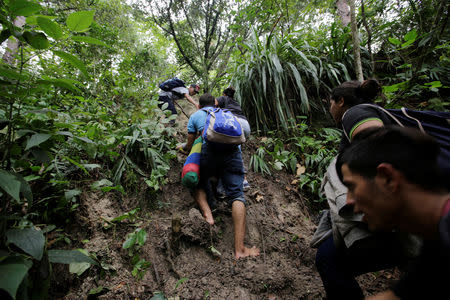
[2,16,26,65]
[336,0,350,26]
[349,0,364,81]
[361,0,374,75]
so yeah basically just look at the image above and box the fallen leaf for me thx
[256,195,264,202]
[285,186,291,191]
[296,164,306,176]
[115,281,126,290]
[291,179,298,185]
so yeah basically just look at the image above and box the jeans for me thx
[316,235,408,300]
[158,95,177,115]
[199,143,245,205]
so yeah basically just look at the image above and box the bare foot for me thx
[235,246,260,259]
[203,212,214,225]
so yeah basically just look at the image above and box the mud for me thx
[61,100,399,299]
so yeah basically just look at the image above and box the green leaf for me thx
[69,250,91,275]
[65,189,81,201]
[0,65,27,81]
[404,29,417,42]
[0,169,21,201]
[48,249,97,265]
[6,227,45,260]
[91,179,113,190]
[66,11,95,32]
[9,0,42,17]
[37,17,62,40]
[122,234,136,249]
[25,133,51,151]
[136,229,147,246]
[150,292,167,300]
[22,31,49,49]
[388,37,401,46]
[89,286,104,295]
[175,277,188,289]
[0,29,11,44]
[71,36,108,47]
[53,50,89,78]
[38,78,81,93]
[0,257,32,299]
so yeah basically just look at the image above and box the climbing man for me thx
[336,126,449,300]
[182,93,260,259]
[158,77,200,116]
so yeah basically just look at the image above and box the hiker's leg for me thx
[158,95,177,115]
[194,188,213,225]
[221,149,259,258]
[231,200,259,258]
[316,234,407,300]
[197,143,216,225]
[316,235,364,300]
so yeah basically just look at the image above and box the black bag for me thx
[159,77,185,92]
[354,104,450,180]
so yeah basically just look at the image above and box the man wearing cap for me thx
[158,83,200,116]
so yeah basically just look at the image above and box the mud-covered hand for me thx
[176,143,189,155]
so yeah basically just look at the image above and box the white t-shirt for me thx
[159,86,189,100]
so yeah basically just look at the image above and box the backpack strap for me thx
[341,103,406,142]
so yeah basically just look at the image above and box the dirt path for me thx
[61,101,397,299]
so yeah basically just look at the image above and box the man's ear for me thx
[376,163,400,192]
[337,96,345,107]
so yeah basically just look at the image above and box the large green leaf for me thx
[53,50,89,78]
[122,234,136,249]
[0,169,21,201]
[0,257,32,300]
[9,0,41,17]
[0,65,28,81]
[37,17,62,40]
[48,249,97,265]
[38,78,81,93]
[136,229,147,246]
[66,11,95,32]
[23,31,49,49]
[71,36,108,47]
[6,228,45,260]
[25,133,51,150]
[69,249,91,276]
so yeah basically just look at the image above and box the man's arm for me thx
[184,93,200,109]
[183,132,197,153]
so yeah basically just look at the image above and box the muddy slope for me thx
[62,101,397,299]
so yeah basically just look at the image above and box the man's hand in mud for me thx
[176,143,189,155]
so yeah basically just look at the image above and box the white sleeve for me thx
[172,86,189,95]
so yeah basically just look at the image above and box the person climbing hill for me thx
[181,93,260,259]
[158,77,200,117]
[216,86,251,191]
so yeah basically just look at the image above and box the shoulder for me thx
[342,104,385,139]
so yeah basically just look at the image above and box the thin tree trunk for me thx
[361,0,374,75]
[349,0,364,81]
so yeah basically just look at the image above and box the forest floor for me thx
[56,101,398,299]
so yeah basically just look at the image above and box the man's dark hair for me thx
[199,93,215,108]
[223,86,235,98]
[336,126,445,192]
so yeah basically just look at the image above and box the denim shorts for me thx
[199,143,245,205]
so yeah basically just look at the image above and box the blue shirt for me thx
[187,109,208,134]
